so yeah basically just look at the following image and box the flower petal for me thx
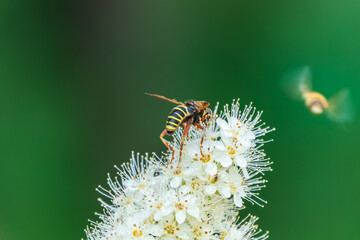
[144,236,156,240]
[205,162,218,176]
[175,211,186,224]
[216,154,232,167]
[221,130,233,138]
[179,185,190,195]
[235,155,247,168]
[187,206,199,218]
[185,195,197,204]
[238,187,247,197]
[216,118,230,130]
[241,167,250,179]
[205,185,217,194]
[154,211,162,221]
[149,224,162,236]
[214,141,226,151]
[247,130,255,140]
[234,193,243,207]
[161,205,173,216]
[219,185,231,198]
[228,116,239,126]
[170,176,182,188]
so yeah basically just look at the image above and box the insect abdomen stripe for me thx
[167,127,176,131]
[167,121,178,126]
[168,115,181,122]
[174,112,183,119]
[173,106,187,117]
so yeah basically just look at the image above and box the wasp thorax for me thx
[303,91,328,115]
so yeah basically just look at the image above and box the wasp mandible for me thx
[146,93,214,164]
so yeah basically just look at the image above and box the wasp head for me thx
[200,107,213,124]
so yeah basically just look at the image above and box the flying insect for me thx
[281,66,355,123]
[146,93,214,164]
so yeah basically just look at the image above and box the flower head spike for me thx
[83,100,273,240]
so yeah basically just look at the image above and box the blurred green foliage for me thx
[0,0,359,239]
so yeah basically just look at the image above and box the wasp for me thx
[281,66,354,123]
[146,93,214,164]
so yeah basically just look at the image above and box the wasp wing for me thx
[280,66,313,100]
[326,89,355,123]
[188,101,210,110]
[145,93,184,105]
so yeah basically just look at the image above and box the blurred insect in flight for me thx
[281,66,355,123]
[146,93,214,164]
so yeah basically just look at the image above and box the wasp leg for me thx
[160,129,175,163]
[178,122,191,165]
[194,123,206,156]
[160,129,173,151]
[189,123,204,143]
[194,123,204,130]
[201,115,216,122]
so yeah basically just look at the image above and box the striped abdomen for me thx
[166,105,194,134]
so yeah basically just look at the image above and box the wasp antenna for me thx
[145,93,184,105]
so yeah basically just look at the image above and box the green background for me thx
[0,0,359,239]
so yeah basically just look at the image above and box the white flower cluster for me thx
[84,100,274,240]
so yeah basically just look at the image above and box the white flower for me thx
[213,139,237,166]
[190,220,216,240]
[84,100,273,240]
[161,161,200,189]
[150,215,192,239]
[121,214,156,240]
[187,139,218,176]
[225,167,248,207]
[203,169,231,198]
[221,215,269,240]
[213,138,251,179]
[217,116,243,139]
[161,189,200,224]
[144,189,170,221]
